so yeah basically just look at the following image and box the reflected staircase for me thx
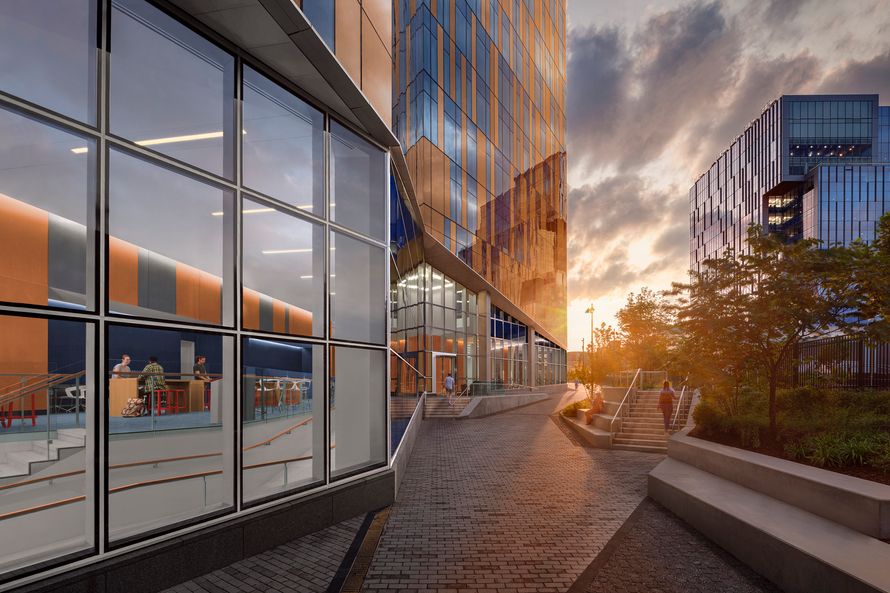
[612,390,692,454]
[423,395,470,419]
[0,428,87,483]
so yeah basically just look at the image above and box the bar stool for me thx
[155,389,186,415]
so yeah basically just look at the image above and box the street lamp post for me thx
[585,304,594,351]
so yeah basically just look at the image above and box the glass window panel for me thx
[0,106,96,310]
[0,315,95,573]
[330,231,386,344]
[0,0,97,124]
[110,0,234,178]
[107,324,234,542]
[301,0,335,50]
[241,337,324,502]
[242,66,324,213]
[330,346,386,478]
[108,148,234,326]
[241,199,324,337]
[330,121,386,240]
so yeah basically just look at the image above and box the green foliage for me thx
[560,398,592,417]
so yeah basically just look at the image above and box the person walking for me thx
[444,372,455,405]
[657,379,676,434]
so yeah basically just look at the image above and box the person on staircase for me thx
[657,380,676,435]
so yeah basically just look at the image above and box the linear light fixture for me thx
[71,130,245,154]
[300,275,335,279]
[262,248,312,254]
[211,207,274,217]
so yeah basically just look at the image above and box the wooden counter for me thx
[108,378,139,417]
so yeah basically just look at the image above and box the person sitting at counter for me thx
[112,354,131,378]
[139,356,166,407]
[193,355,210,381]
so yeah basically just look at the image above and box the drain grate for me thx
[328,507,391,593]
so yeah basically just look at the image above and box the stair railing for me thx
[610,368,641,434]
[449,383,471,408]
[670,375,691,431]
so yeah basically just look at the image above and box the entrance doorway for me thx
[431,352,457,396]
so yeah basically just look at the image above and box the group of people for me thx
[112,354,212,414]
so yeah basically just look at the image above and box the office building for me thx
[690,94,890,271]
[391,0,568,395]
[0,0,566,590]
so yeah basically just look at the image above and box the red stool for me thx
[154,389,186,415]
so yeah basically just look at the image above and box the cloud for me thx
[568,174,688,299]
[818,50,890,97]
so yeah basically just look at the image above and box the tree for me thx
[675,225,843,437]
[833,212,890,341]
[616,288,675,371]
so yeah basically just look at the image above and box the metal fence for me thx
[782,335,890,390]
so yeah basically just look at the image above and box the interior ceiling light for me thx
[211,207,274,216]
[262,248,311,254]
[71,130,243,154]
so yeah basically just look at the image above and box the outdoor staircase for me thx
[423,396,470,419]
[0,428,86,483]
[612,390,692,454]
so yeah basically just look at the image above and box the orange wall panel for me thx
[0,193,48,306]
[287,305,312,336]
[0,315,48,411]
[243,288,260,330]
[361,12,393,128]
[336,0,362,83]
[108,237,139,307]
[272,300,286,333]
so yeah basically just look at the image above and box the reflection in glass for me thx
[106,324,233,541]
[242,66,324,213]
[331,346,386,478]
[242,198,324,337]
[241,337,324,502]
[0,0,97,124]
[110,0,234,177]
[330,122,386,240]
[0,315,94,572]
[331,231,386,344]
[0,105,95,310]
[108,148,234,326]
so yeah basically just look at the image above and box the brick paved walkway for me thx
[161,515,364,593]
[362,390,665,592]
[577,499,781,593]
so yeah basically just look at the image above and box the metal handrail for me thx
[389,348,430,380]
[0,371,86,406]
[610,368,641,433]
[670,376,690,431]
[449,384,471,407]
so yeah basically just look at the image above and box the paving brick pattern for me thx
[583,500,782,593]
[362,390,665,592]
[161,515,364,593]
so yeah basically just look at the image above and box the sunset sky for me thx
[565,0,890,351]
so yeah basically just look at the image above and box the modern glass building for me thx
[690,94,890,270]
[0,0,566,590]
[391,0,568,392]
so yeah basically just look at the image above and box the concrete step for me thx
[612,443,667,454]
[618,427,670,436]
[615,435,669,446]
[6,450,47,475]
[56,428,87,446]
[649,458,890,593]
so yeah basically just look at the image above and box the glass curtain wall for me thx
[0,0,388,581]
[490,306,527,386]
[391,263,479,397]
[534,335,566,386]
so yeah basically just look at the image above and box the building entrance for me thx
[431,352,457,396]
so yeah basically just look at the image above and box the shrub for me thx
[560,398,592,417]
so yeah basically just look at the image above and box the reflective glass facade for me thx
[534,335,566,387]
[803,165,890,246]
[489,306,527,386]
[691,94,888,270]
[394,0,568,348]
[0,0,389,580]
